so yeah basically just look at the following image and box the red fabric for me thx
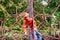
[23,18,36,31]
[23,12,36,32]
[23,18,33,30]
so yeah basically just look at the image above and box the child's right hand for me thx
[24,29,27,35]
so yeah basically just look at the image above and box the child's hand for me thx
[34,28,37,31]
[24,29,27,35]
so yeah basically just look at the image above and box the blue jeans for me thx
[28,27,42,40]
[34,30,42,40]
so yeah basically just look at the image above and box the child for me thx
[23,12,42,40]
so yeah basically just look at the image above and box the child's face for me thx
[24,13,29,19]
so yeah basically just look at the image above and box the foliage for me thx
[0,0,60,36]
[13,25,22,33]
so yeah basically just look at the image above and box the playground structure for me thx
[0,0,60,40]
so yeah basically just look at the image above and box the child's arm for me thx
[34,20,37,30]
[23,20,27,34]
